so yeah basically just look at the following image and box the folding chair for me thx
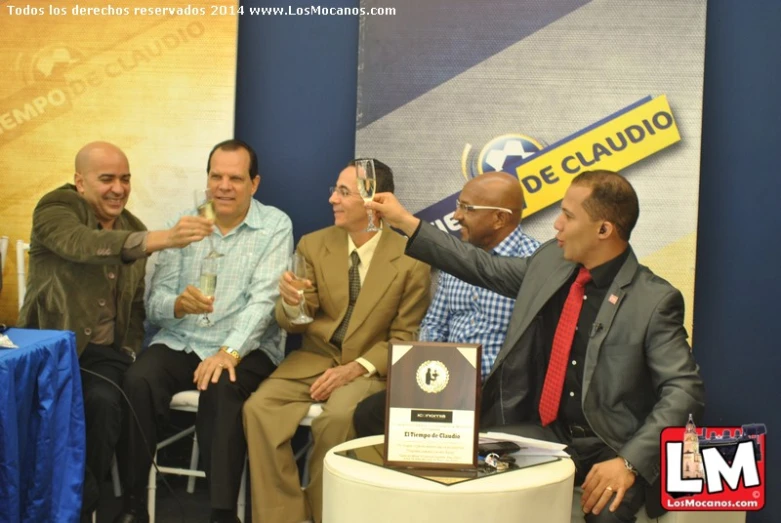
[16,240,29,310]
[147,390,248,523]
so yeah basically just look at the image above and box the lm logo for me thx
[661,416,766,511]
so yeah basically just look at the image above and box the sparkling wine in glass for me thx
[355,159,378,232]
[197,256,218,328]
[289,253,314,325]
[193,188,223,258]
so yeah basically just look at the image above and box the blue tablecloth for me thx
[0,328,85,523]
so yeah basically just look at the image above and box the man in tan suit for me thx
[243,159,431,523]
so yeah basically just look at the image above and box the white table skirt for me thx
[323,435,576,523]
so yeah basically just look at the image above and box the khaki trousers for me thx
[243,374,385,523]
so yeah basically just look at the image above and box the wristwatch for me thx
[221,347,241,362]
[623,458,639,476]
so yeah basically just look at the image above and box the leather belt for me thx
[568,424,596,438]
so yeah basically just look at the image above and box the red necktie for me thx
[538,267,592,426]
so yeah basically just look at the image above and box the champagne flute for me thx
[197,256,218,328]
[289,253,314,325]
[355,159,378,232]
[193,189,223,258]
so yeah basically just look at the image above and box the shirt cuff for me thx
[282,300,301,319]
[121,231,149,262]
[355,357,376,377]
[404,220,423,244]
[222,334,250,359]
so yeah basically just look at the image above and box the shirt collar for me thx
[347,229,383,265]
[588,247,630,288]
[491,224,526,256]
[242,199,263,230]
[220,199,262,237]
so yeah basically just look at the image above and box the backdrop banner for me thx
[356,0,707,334]
[0,1,240,323]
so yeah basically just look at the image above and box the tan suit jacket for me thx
[273,226,431,378]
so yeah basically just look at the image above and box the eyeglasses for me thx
[455,199,513,214]
[329,186,361,199]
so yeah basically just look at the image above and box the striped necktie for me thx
[330,250,361,348]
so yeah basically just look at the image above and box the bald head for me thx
[75,141,128,173]
[73,141,131,229]
[454,172,526,251]
[464,172,524,225]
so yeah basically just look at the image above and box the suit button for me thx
[571,360,577,366]
[98,299,106,307]
[569,391,575,397]
[84,328,92,336]
[108,272,116,279]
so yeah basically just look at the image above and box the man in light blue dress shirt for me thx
[113,140,293,523]
[353,172,539,437]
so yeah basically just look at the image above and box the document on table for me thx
[480,431,570,458]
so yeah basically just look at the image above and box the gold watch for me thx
[221,347,241,362]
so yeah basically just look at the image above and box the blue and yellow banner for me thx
[515,95,679,217]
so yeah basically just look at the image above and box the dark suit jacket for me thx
[18,184,147,356]
[273,226,431,379]
[406,222,704,490]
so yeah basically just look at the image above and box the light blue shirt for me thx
[146,199,293,365]
[419,225,539,380]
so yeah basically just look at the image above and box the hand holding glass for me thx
[197,256,218,328]
[193,188,223,258]
[289,253,314,325]
[355,159,378,232]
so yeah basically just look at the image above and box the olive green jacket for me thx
[18,184,147,356]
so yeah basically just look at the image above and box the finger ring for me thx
[605,486,613,491]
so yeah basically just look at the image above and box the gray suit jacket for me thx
[407,221,704,486]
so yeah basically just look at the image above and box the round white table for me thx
[323,435,576,523]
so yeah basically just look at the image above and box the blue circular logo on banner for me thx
[463,133,545,178]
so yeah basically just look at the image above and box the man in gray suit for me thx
[368,170,704,523]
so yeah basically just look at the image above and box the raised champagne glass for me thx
[355,159,378,232]
[193,189,223,258]
[197,255,218,328]
[289,253,314,325]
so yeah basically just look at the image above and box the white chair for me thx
[147,390,248,523]
[16,240,29,310]
[0,236,8,271]
[570,487,746,523]
[0,236,7,294]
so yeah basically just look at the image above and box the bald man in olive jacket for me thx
[18,141,212,520]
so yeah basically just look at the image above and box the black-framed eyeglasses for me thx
[455,199,513,214]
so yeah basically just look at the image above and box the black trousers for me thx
[117,344,276,509]
[79,343,133,512]
[353,389,386,438]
